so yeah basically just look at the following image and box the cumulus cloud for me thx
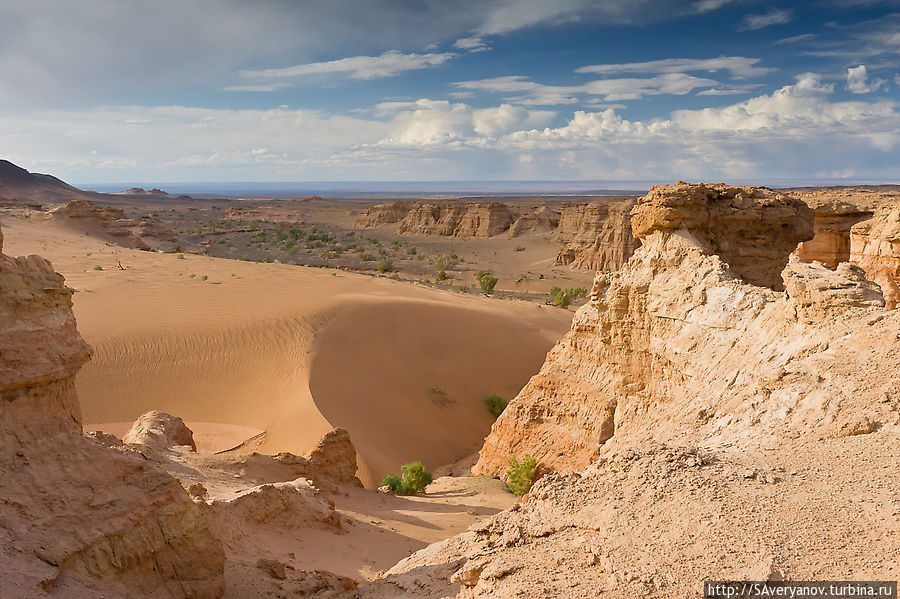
[740,8,793,31]
[691,0,736,13]
[238,51,455,84]
[846,65,886,93]
[576,56,772,79]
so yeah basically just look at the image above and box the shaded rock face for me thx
[396,201,514,238]
[850,205,900,309]
[555,199,638,270]
[0,222,224,598]
[123,411,197,452]
[630,182,814,290]
[473,182,897,477]
[793,199,873,269]
[353,201,415,228]
[508,206,560,237]
[210,478,340,532]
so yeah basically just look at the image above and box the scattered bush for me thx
[176,253,185,259]
[359,253,376,262]
[554,288,574,308]
[380,461,433,495]
[431,253,460,272]
[475,270,499,294]
[93,265,103,271]
[376,257,393,273]
[406,246,417,255]
[506,455,538,496]
[436,269,447,281]
[485,394,508,417]
[514,246,525,252]
[201,275,208,281]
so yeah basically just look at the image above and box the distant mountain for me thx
[0,159,104,204]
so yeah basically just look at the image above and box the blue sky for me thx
[1,0,899,185]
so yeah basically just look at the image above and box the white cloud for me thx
[774,33,817,45]
[576,56,772,79]
[740,8,793,31]
[472,104,555,136]
[691,0,735,12]
[846,65,886,93]
[454,36,490,52]
[239,50,456,83]
[455,72,719,104]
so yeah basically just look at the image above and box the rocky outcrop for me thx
[793,198,873,269]
[508,206,560,237]
[395,201,514,238]
[353,201,415,228]
[210,478,340,531]
[473,182,896,477]
[555,199,639,271]
[303,428,363,486]
[0,221,224,597]
[123,411,197,452]
[50,199,174,250]
[850,205,900,309]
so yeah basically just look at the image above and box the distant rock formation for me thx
[123,410,197,452]
[49,199,173,249]
[508,205,560,237]
[396,201,515,238]
[555,199,638,270]
[850,205,900,309]
[0,159,94,204]
[116,187,169,196]
[473,182,895,477]
[353,201,415,228]
[0,222,224,597]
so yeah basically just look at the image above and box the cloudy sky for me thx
[1,0,899,186]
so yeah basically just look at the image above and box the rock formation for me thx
[554,199,639,271]
[210,478,340,532]
[793,198,873,269]
[508,206,560,237]
[396,201,514,238]
[353,201,414,228]
[473,182,894,476]
[303,427,363,486]
[123,410,197,452]
[50,199,173,250]
[0,221,225,597]
[850,204,900,309]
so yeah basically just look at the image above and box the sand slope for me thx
[1,213,570,485]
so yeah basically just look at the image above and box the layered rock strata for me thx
[0,222,225,598]
[473,182,895,477]
[793,199,873,269]
[850,205,900,309]
[396,201,514,238]
[554,199,639,270]
[353,201,415,228]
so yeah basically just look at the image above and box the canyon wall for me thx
[353,201,415,228]
[554,199,639,271]
[473,182,895,477]
[850,205,900,309]
[0,222,224,598]
[395,201,514,238]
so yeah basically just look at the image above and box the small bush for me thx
[176,253,185,259]
[376,257,393,273]
[381,461,433,495]
[574,287,588,298]
[436,269,447,281]
[201,275,208,281]
[477,271,499,294]
[485,394,508,417]
[514,246,525,252]
[431,253,460,271]
[406,246,417,255]
[359,253,376,262]
[554,288,573,308]
[93,265,103,271]
[506,455,538,496]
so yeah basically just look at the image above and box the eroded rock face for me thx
[555,199,639,270]
[473,182,897,477]
[354,201,415,228]
[210,478,339,531]
[50,199,173,249]
[123,411,197,452]
[793,198,873,269]
[508,206,560,237]
[0,222,224,598]
[303,428,363,487]
[396,201,514,238]
[850,205,900,309]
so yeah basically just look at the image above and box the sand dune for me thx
[1,214,570,485]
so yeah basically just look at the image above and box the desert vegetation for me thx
[380,461,433,495]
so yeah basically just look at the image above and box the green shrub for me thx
[476,271,499,294]
[176,253,185,259]
[406,246,417,255]
[485,394,508,417]
[431,253,460,271]
[574,287,588,298]
[376,257,393,273]
[549,286,561,296]
[436,269,447,281]
[554,288,573,308]
[201,275,208,281]
[506,455,538,496]
[381,461,433,495]
[93,265,103,271]
[359,252,376,262]
[514,246,525,252]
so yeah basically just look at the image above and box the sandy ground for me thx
[1,212,571,486]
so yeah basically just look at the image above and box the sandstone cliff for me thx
[50,199,173,250]
[793,198,873,269]
[474,182,893,477]
[554,199,639,271]
[508,206,560,237]
[353,201,415,228]
[396,201,514,238]
[850,204,900,309]
[0,221,224,598]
